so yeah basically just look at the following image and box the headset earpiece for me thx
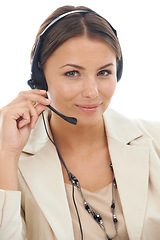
[28,37,48,90]
[117,56,123,82]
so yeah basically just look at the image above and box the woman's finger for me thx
[17,101,39,129]
[7,89,51,107]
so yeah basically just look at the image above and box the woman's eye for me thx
[65,71,79,77]
[98,70,111,76]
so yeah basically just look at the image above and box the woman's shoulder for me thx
[133,118,160,144]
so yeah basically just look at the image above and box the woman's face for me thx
[44,36,117,126]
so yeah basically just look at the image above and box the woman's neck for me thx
[49,114,107,153]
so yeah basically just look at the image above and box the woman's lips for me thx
[75,104,101,113]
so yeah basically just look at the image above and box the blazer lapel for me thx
[104,109,150,240]
[19,111,74,240]
[108,138,149,240]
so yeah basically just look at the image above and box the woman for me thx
[0,5,160,240]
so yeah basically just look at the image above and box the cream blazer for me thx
[0,108,160,240]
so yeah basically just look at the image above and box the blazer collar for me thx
[20,108,149,240]
[22,109,51,154]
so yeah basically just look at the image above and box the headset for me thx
[27,10,123,240]
[27,9,123,125]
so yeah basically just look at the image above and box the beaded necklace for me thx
[68,164,120,240]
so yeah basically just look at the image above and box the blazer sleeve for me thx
[0,189,26,240]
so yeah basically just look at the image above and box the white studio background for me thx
[0,0,160,121]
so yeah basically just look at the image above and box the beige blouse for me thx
[65,183,129,240]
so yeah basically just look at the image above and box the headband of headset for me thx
[28,10,123,90]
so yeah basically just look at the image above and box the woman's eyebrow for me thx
[98,63,114,70]
[60,64,85,70]
[60,63,114,70]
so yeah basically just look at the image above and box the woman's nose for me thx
[82,77,99,99]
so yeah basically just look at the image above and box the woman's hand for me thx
[0,89,50,155]
[0,89,51,190]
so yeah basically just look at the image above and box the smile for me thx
[75,104,101,113]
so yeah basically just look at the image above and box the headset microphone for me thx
[47,105,77,125]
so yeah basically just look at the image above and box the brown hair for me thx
[30,5,122,68]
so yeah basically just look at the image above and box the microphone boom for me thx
[47,105,77,125]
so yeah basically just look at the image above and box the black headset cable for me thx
[41,111,83,240]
